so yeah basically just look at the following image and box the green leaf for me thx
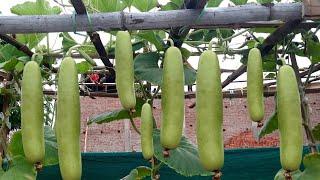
[59,33,77,52]
[274,169,302,180]
[312,123,320,141]
[88,98,144,125]
[136,31,165,51]
[134,52,196,85]
[123,0,134,7]
[180,47,191,60]
[8,131,24,157]
[231,0,247,5]
[0,156,36,180]
[122,166,152,180]
[15,62,24,73]
[43,126,59,166]
[256,0,273,4]
[298,153,320,179]
[11,0,61,15]
[7,127,59,167]
[188,30,205,41]
[76,61,92,74]
[122,169,138,180]
[16,34,46,50]
[0,45,25,62]
[258,111,278,139]
[265,72,276,79]
[132,0,158,12]
[252,28,276,34]
[207,0,223,7]
[0,58,19,71]
[306,39,320,63]
[84,0,126,13]
[184,64,196,85]
[134,52,162,85]
[153,129,212,177]
[161,2,180,10]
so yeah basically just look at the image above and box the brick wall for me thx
[80,93,320,152]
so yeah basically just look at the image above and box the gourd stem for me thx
[167,39,174,47]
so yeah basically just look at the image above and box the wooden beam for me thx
[0,3,306,34]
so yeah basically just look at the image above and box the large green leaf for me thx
[43,126,59,166]
[231,0,247,5]
[0,156,36,180]
[256,0,273,4]
[153,129,212,177]
[161,2,181,10]
[134,52,196,85]
[258,111,278,139]
[132,0,158,12]
[298,153,320,179]
[0,45,25,62]
[207,0,223,7]
[306,39,320,63]
[10,0,60,52]
[7,127,59,167]
[88,98,144,125]
[59,33,77,52]
[136,31,165,51]
[76,61,92,74]
[274,169,301,180]
[134,52,162,85]
[121,166,152,180]
[16,34,46,50]
[312,123,320,141]
[84,0,126,12]
[123,0,134,7]
[10,0,61,15]
[0,58,19,71]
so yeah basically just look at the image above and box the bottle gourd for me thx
[141,102,154,160]
[56,57,82,180]
[115,31,136,110]
[277,65,303,172]
[247,48,264,122]
[160,46,185,150]
[21,61,45,165]
[196,50,224,171]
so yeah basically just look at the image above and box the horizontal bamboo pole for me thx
[0,3,310,34]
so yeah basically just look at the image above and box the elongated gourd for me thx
[56,57,82,180]
[141,102,154,160]
[247,48,264,122]
[160,46,184,150]
[277,65,303,171]
[21,61,45,164]
[115,31,136,110]
[196,50,224,171]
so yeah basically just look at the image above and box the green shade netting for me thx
[37,147,313,180]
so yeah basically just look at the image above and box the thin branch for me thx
[290,53,318,153]
[128,111,140,135]
[0,34,33,57]
[304,63,314,87]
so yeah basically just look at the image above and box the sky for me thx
[0,0,318,91]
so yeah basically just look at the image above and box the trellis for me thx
[0,0,319,98]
